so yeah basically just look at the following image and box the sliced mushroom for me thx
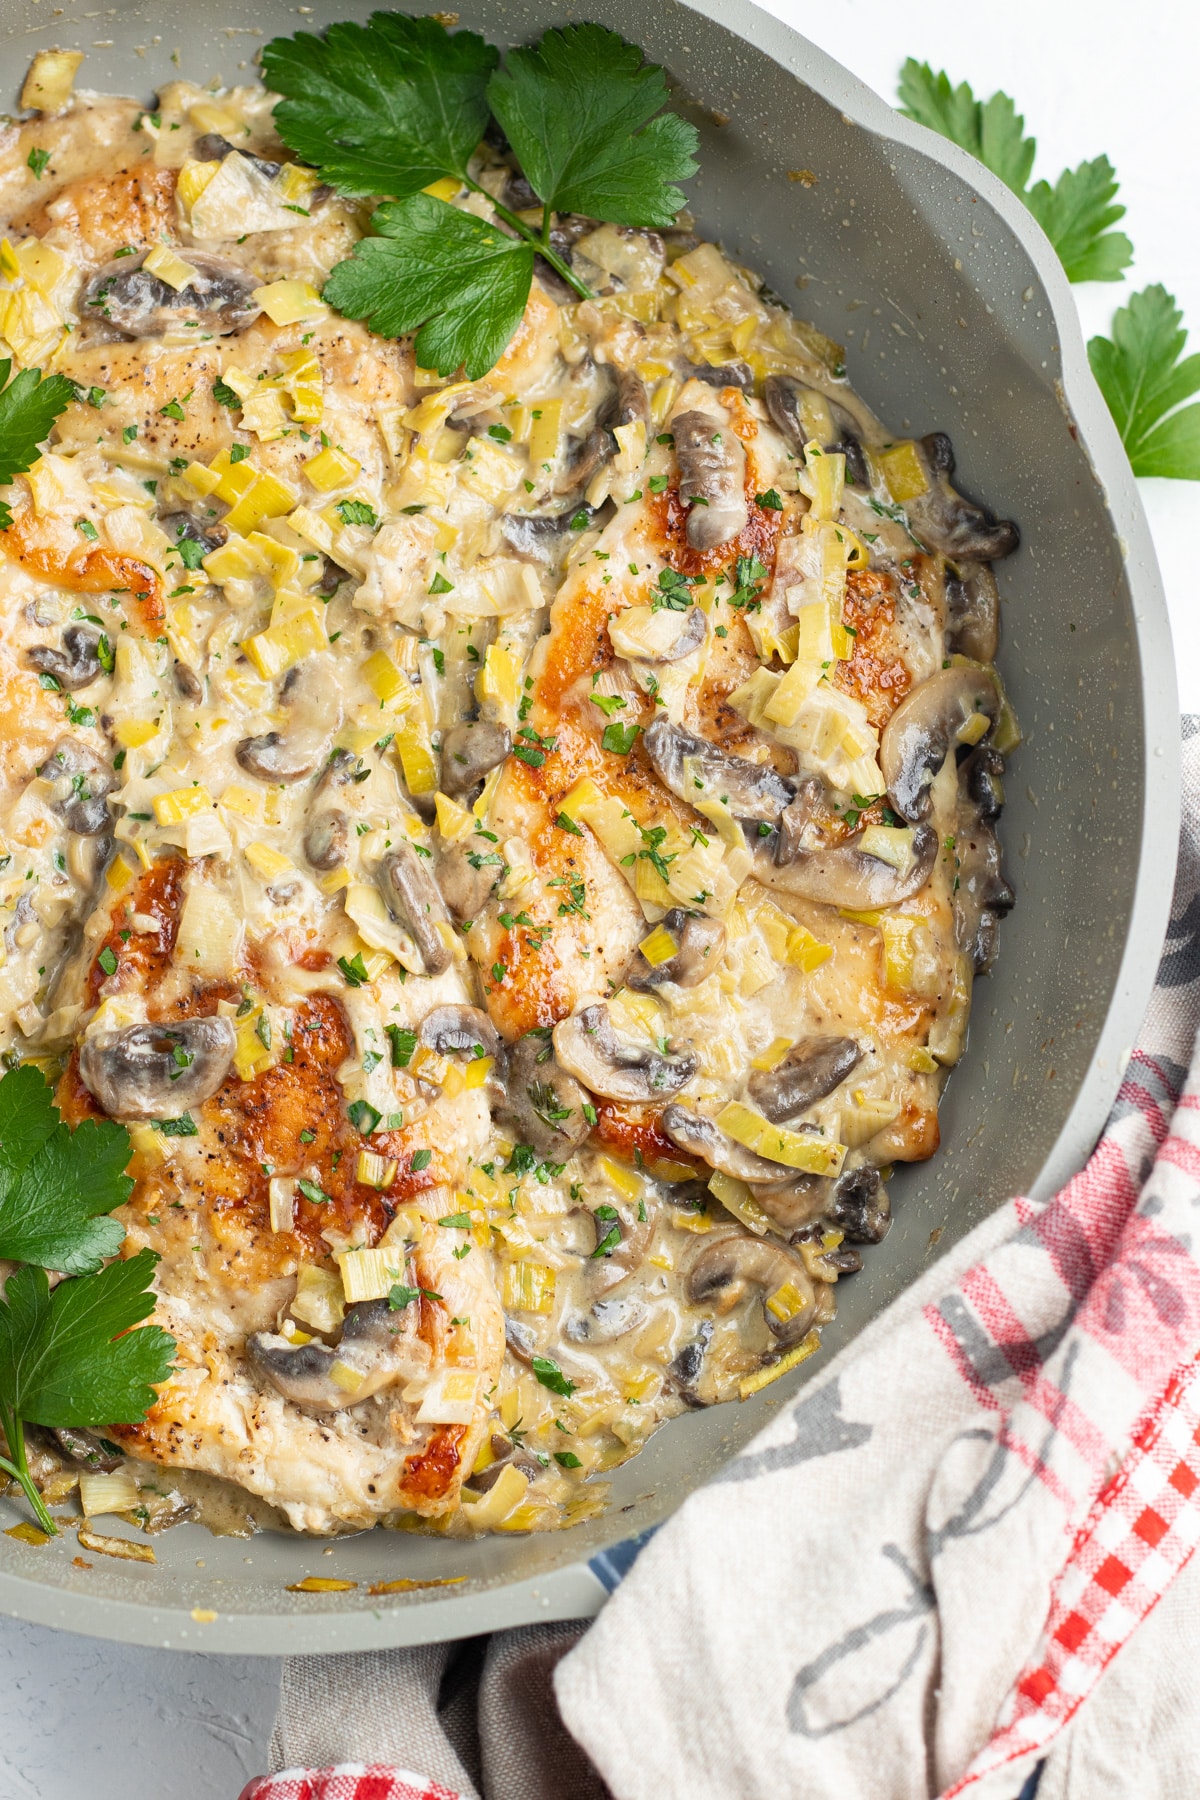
[625,908,726,991]
[382,843,453,977]
[465,1435,544,1491]
[880,664,1001,823]
[563,1294,649,1344]
[435,838,503,922]
[660,1105,792,1182]
[499,502,607,565]
[303,807,349,872]
[504,1314,538,1362]
[745,1173,831,1234]
[643,716,794,823]
[235,731,318,784]
[954,746,1015,973]
[83,249,263,339]
[609,603,707,665]
[557,424,616,496]
[159,511,228,557]
[418,1003,502,1065]
[48,1426,123,1472]
[672,409,749,551]
[496,1029,591,1161]
[553,1003,696,1104]
[192,132,283,180]
[668,1319,713,1406]
[612,369,650,428]
[247,1297,421,1411]
[683,359,753,392]
[754,820,938,911]
[27,624,105,692]
[904,433,1019,562]
[173,660,205,703]
[79,1016,237,1121]
[747,1037,862,1123]
[686,1234,818,1347]
[944,562,1000,662]
[37,738,113,835]
[762,374,868,485]
[440,720,512,797]
[314,746,360,796]
[827,1165,890,1243]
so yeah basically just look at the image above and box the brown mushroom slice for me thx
[672,409,749,551]
[236,731,319,784]
[954,746,1015,974]
[79,1017,236,1121]
[556,424,616,496]
[684,359,753,393]
[879,663,1002,823]
[48,1427,123,1472]
[686,1234,818,1348]
[762,374,869,486]
[827,1165,891,1243]
[661,1105,790,1182]
[303,807,349,872]
[439,720,511,797]
[499,502,606,566]
[944,562,1000,663]
[27,625,105,692]
[418,1003,503,1068]
[563,1294,650,1344]
[552,1003,696,1104]
[38,738,113,836]
[643,716,794,823]
[83,249,263,339]
[625,908,726,991]
[382,843,454,977]
[436,838,503,922]
[747,1037,862,1123]
[586,1197,653,1294]
[612,369,651,428]
[904,433,1019,562]
[668,1320,714,1406]
[754,821,938,911]
[247,1298,423,1412]
[745,1173,831,1234]
[496,1029,591,1162]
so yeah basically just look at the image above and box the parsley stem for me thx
[465,180,592,302]
[0,1411,56,1537]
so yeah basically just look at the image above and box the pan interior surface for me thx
[0,0,1176,1652]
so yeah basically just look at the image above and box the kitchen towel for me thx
[251,722,1200,1799]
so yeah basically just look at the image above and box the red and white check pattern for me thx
[238,1767,462,1800]
[943,1354,1200,1795]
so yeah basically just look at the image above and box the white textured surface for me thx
[2,4,1195,1795]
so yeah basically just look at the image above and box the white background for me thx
[4,5,1197,1796]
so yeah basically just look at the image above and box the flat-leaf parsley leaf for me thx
[0,1066,134,1276]
[0,359,75,530]
[1088,284,1200,480]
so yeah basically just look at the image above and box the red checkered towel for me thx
[554,736,1200,1799]
[239,1767,463,1800]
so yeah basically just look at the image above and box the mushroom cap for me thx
[247,1298,425,1412]
[439,720,511,797]
[382,843,454,976]
[79,1016,236,1121]
[37,737,113,836]
[754,819,939,910]
[643,715,794,823]
[944,563,1000,663]
[303,807,350,872]
[418,1003,502,1064]
[83,249,263,339]
[672,407,750,551]
[685,1233,818,1346]
[827,1165,890,1243]
[552,1002,697,1104]
[435,838,502,923]
[236,731,320,784]
[746,1036,862,1123]
[661,1104,792,1182]
[906,432,1019,563]
[27,625,104,693]
[609,604,707,666]
[880,663,1002,822]
[496,1030,591,1161]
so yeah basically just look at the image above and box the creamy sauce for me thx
[0,67,1017,1539]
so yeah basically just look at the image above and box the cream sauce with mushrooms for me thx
[0,65,1018,1539]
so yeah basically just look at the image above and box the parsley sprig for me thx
[898,60,1199,481]
[1087,286,1200,480]
[898,60,1132,283]
[263,14,698,378]
[0,360,75,530]
[0,1069,174,1535]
